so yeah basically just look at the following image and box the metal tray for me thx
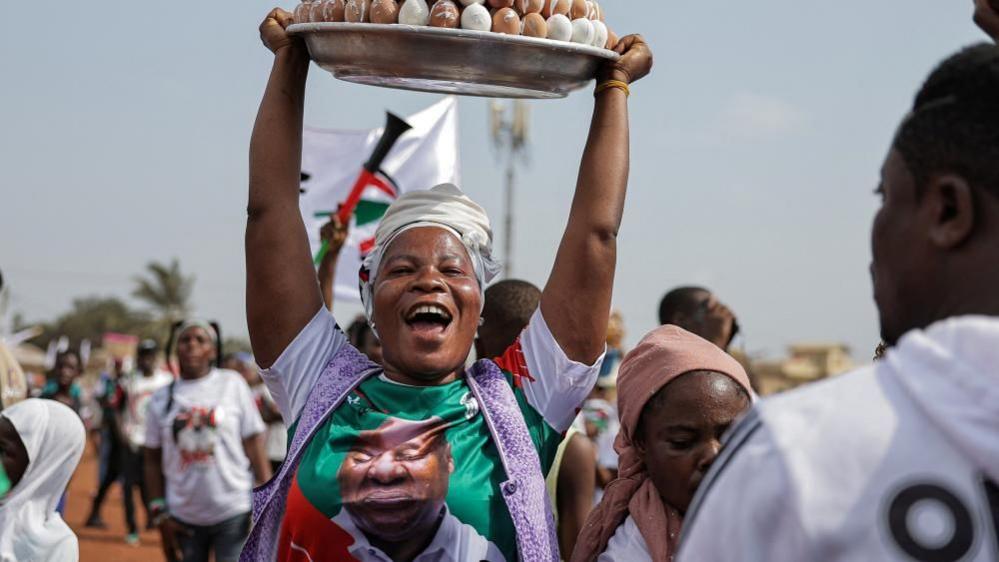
[288,22,619,99]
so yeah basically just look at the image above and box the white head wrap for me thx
[0,399,85,561]
[359,184,501,334]
[177,319,218,343]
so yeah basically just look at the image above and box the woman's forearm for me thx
[246,44,325,368]
[541,89,630,364]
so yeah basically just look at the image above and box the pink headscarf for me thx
[571,325,754,562]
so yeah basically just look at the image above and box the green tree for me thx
[132,259,195,326]
[35,296,155,349]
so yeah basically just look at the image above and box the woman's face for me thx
[176,327,217,377]
[372,227,481,383]
[635,370,750,515]
[0,416,29,493]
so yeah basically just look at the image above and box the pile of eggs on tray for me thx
[293,0,619,50]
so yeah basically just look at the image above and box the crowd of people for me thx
[1,2,997,561]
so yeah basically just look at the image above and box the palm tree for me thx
[132,259,194,325]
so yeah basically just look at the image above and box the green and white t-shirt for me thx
[261,307,601,562]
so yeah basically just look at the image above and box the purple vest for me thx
[240,343,560,561]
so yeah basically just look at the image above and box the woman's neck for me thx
[382,366,462,387]
[179,365,213,381]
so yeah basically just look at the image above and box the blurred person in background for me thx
[658,287,739,351]
[144,321,271,562]
[85,358,126,530]
[224,352,286,473]
[40,350,83,414]
[111,340,173,545]
[317,212,349,312]
[0,399,86,561]
[477,279,598,557]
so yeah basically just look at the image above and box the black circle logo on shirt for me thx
[887,483,974,561]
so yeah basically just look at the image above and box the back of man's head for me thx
[658,286,711,326]
[875,43,999,344]
[477,279,541,359]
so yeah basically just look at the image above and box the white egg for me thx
[589,19,607,48]
[570,17,593,44]
[461,3,492,30]
[546,13,572,41]
[457,0,485,5]
[399,0,430,24]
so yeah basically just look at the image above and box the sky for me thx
[0,1,990,360]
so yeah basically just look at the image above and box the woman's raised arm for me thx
[540,35,653,365]
[246,9,324,368]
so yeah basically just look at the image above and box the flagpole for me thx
[504,163,515,278]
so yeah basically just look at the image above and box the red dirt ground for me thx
[66,442,164,562]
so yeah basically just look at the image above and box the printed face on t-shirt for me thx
[337,416,454,544]
[172,406,221,469]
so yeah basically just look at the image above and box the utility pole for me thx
[489,100,529,278]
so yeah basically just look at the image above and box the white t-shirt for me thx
[120,370,173,449]
[144,369,266,526]
[678,316,999,562]
[598,515,652,562]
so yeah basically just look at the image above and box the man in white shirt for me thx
[679,19,999,562]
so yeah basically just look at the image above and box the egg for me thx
[569,0,587,20]
[344,0,372,21]
[293,1,313,23]
[460,3,492,30]
[488,0,515,7]
[323,0,347,21]
[457,0,484,4]
[398,0,430,24]
[309,0,326,22]
[590,19,607,48]
[370,0,400,22]
[605,29,618,49]
[541,0,570,19]
[546,13,572,41]
[520,12,547,37]
[492,7,521,34]
[514,0,542,15]
[429,0,459,27]
[570,17,593,44]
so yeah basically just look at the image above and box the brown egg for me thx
[293,1,311,23]
[370,0,399,22]
[429,0,460,27]
[521,12,547,37]
[344,0,372,21]
[541,0,570,18]
[570,0,587,20]
[323,0,347,21]
[605,29,618,50]
[491,7,521,33]
[513,0,542,14]
[488,0,515,8]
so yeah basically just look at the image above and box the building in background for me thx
[750,343,855,396]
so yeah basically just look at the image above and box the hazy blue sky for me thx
[0,1,990,359]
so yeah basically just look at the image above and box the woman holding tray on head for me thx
[244,8,651,562]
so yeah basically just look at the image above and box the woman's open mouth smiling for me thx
[404,303,454,339]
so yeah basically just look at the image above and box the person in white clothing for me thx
[0,399,86,562]
[679,18,999,562]
[144,321,273,562]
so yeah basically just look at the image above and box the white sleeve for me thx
[677,421,810,562]
[235,375,268,439]
[260,307,348,425]
[507,308,604,433]
[144,389,164,449]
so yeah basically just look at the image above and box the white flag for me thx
[299,97,460,303]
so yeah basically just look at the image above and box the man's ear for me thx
[925,174,976,249]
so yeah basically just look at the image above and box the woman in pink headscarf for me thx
[571,325,754,562]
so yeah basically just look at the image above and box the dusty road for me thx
[66,443,164,562]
